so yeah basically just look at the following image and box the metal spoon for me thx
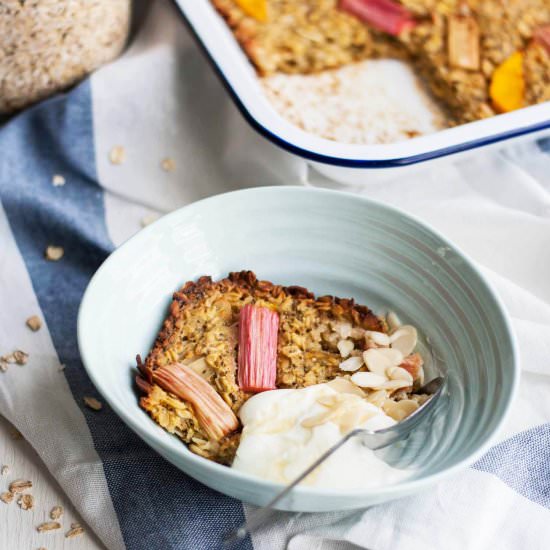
[224,376,445,546]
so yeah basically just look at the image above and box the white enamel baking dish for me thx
[174,0,550,183]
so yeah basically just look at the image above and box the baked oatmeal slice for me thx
[398,0,550,123]
[136,271,386,463]
[212,0,405,75]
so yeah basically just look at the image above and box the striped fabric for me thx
[1,1,550,549]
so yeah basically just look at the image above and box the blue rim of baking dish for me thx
[174,4,550,169]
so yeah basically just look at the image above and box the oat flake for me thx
[50,505,63,520]
[160,157,175,172]
[26,315,42,331]
[83,396,103,411]
[18,493,34,510]
[66,523,85,538]
[0,492,13,504]
[37,521,61,533]
[13,350,28,365]
[45,246,64,261]
[52,174,65,187]
[9,479,32,493]
[109,145,126,165]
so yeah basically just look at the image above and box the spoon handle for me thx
[223,430,358,546]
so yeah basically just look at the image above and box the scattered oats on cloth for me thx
[0,1,550,550]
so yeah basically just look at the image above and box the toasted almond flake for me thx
[390,325,417,356]
[160,157,176,172]
[9,479,32,493]
[65,524,85,538]
[0,491,13,504]
[363,347,403,376]
[366,389,387,408]
[52,174,65,186]
[365,330,391,348]
[2,352,16,363]
[337,339,354,358]
[327,377,365,397]
[386,311,402,332]
[383,399,419,421]
[26,315,42,331]
[17,493,34,510]
[37,521,61,532]
[140,213,159,227]
[386,366,414,384]
[1,465,9,476]
[448,15,479,70]
[381,379,412,391]
[338,355,363,372]
[332,321,352,339]
[109,145,125,165]
[45,245,64,261]
[50,505,63,520]
[83,396,103,411]
[350,371,387,389]
[13,350,28,365]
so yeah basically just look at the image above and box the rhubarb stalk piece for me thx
[153,363,239,440]
[238,304,279,392]
[448,15,480,70]
[339,0,417,36]
[534,25,550,54]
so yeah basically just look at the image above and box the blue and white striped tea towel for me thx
[1,1,550,548]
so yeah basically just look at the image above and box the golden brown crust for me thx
[138,270,385,463]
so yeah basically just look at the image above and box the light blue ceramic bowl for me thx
[78,187,518,511]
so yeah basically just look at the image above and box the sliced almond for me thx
[365,330,391,348]
[339,355,363,372]
[366,389,387,408]
[383,399,419,421]
[350,371,387,389]
[362,348,403,376]
[386,311,402,332]
[332,321,352,339]
[386,366,414,385]
[350,327,365,339]
[301,408,338,428]
[381,379,412,391]
[390,325,417,356]
[327,377,365,397]
[448,14,480,70]
[337,339,354,358]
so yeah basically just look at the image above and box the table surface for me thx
[0,415,105,550]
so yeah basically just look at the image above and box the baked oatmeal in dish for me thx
[211,0,550,136]
[135,271,429,481]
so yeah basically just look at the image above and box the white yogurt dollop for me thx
[232,383,408,489]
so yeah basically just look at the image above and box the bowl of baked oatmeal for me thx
[78,187,518,511]
[173,0,550,182]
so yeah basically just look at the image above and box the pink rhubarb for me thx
[339,0,417,36]
[153,363,239,440]
[238,304,279,392]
